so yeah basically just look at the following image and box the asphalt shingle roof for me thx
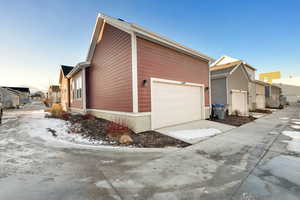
[61,65,74,76]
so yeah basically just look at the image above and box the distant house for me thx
[273,77,300,103]
[210,61,250,116]
[254,80,267,110]
[265,84,282,108]
[211,56,266,111]
[0,87,20,108]
[47,85,61,106]
[30,91,45,101]
[3,87,30,104]
[59,65,73,110]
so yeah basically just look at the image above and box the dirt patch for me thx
[47,113,190,148]
[211,115,256,127]
[252,109,272,114]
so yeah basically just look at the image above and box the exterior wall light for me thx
[142,80,148,87]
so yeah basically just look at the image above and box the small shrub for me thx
[105,121,129,137]
[82,113,95,120]
[50,104,63,118]
[233,110,241,116]
[61,112,71,120]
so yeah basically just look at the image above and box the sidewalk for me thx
[98,105,300,200]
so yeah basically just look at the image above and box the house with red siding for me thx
[66,13,212,132]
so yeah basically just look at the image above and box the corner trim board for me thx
[131,33,138,113]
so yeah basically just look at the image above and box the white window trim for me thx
[72,75,83,101]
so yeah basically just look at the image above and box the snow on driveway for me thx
[282,131,300,153]
[164,128,222,144]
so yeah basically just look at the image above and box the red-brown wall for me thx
[86,23,133,112]
[137,37,210,112]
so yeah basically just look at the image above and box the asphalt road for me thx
[0,102,300,200]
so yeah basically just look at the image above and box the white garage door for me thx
[151,79,204,129]
[231,90,248,116]
[256,94,265,109]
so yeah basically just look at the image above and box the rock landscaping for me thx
[46,112,190,148]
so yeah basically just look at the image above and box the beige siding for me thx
[228,66,249,92]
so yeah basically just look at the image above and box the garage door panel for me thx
[256,94,265,109]
[231,90,248,116]
[152,81,203,129]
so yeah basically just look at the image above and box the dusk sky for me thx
[0,0,299,90]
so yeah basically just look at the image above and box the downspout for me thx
[82,68,87,113]
[67,78,71,109]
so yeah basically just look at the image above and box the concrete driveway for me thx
[156,120,235,144]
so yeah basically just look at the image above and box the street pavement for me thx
[0,102,300,200]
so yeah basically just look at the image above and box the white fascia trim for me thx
[82,68,87,112]
[104,21,133,34]
[87,109,151,117]
[98,13,212,62]
[151,77,205,87]
[229,63,250,82]
[67,62,91,78]
[86,17,104,62]
[131,33,138,113]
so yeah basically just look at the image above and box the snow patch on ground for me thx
[165,128,222,144]
[17,110,111,148]
[292,121,300,125]
[250,113,266,118]
[282,131,300,153]
[291,118,300,121]
[291,125,300,130]
[280,117,289,120]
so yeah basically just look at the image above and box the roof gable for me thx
[61,65,73,76]
[86,13,213,63]
[3,87,30,93]
[211,55,257,71]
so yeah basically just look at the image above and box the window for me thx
[72,75,82,100]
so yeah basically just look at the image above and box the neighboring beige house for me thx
[211,56,266,111]
[273,76,300,103]
[47,85,61,106]
[254,80,267,109]
[59,65,73,111]
[210,61,250,116]
[265,83,281,108]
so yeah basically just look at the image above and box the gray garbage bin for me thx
[213,104,226,120]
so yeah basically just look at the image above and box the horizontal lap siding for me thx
[86,24,132,112]
[137,37,210,112]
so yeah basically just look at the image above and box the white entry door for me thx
[151,79,204,129]
[231,90,248,116]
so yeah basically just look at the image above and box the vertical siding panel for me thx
[137,37,209,112]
